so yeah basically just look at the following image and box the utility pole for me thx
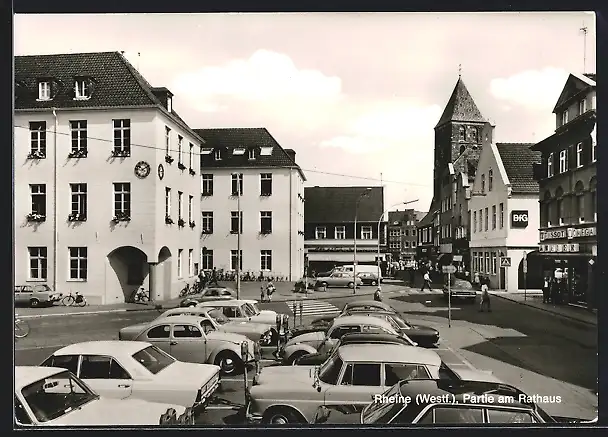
[236,184,241,299]
[580,25,588,73]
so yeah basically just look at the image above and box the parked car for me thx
[314,272,363,289]
[41,341,220,411]
[357,272,380,286]
[179,287,236,307]
[442,278,477,303]
[341,299,398,313]
[14,284,61,308]
[120,307,276,346]
[313,379,572,424]
[280,315,417,365]
[15,366,189,426]
[335,265,384,282]
[247,343,450,424]
[118,315,258,375]
[197,300,280,325]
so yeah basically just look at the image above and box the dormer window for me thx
[38,81,51,101]
[248,148,256,160]
[232,148,246,156]
[260,147,273,156]
[74,79,91,100]
[561,110,569,126]
[579,99,587,115]
[167,96,172,113]
[214,149,221,160]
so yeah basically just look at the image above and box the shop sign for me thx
[511,210,529,228]
[539,229,567,241]
[539,243,580,253]
[567,227,596,239]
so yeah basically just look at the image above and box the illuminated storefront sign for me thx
[539,243,580,253]
[539,227,596,242]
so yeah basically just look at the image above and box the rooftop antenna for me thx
[458,64,462,79]
[137,52,141,71]
[580,24,588,73]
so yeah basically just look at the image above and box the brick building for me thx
[387,209,425,262]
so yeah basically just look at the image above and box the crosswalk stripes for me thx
[285,299,341,317]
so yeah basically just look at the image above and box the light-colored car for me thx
[41,341,220,411]
[121,315,258,375]
[315,272,363,289]
[179,287,236,307]
[14,284,61,308]
[198,300,280,325]
[281,315,417,364]
[119,307,276,346]
[15,366,188,426]
[247,343,448,424]
[442,278,477,302]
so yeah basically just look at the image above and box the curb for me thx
[490,293,597,327]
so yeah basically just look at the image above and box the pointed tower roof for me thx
[435,78,486,128]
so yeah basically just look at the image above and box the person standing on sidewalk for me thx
[209,268,219,287]
[421,271,432,291]
[542,276,550,303]
[479,279,491,312]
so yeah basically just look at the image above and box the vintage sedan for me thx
[315,272,363,289]
[120,315,258,375]
[119,307,276,346]
[15,284,61,308]
[41,341,220,411]
[280,315,416,365]
[357,272,380,286]
[15,366,190,426]
[247,343,449,424]
[198,300,280,325]
[442,278,477,303]
[180,287,236,307]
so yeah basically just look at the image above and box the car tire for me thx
[287,350,309,365]
[262,407,305,424]
[30,298,40,308]
[347,282,354,289]
[215,351,242,376]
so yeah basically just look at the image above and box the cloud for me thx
[489,67,569,110]
[319,103,442,154]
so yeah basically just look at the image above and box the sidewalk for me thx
[489,291,597,326]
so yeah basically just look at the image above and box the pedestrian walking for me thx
[266,281,276,302]
[421,271,432,291]
[542,276,550,303]
[260,285,266,303]
[374,286,383,302]
[209,267,219,286]
[479,279,491,312]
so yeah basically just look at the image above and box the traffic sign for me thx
[442,265,457,274]
[500,257,511,268]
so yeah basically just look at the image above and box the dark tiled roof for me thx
[496,143,541,194]
[14,51,203,142]
[415,211,427,222]
[194,128,306,180]
[304,186,384,223]
[435,78,486,128]
[388,210,408,225]
[417,201,439,227]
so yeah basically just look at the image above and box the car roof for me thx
[54,340,151,356]
[15,366,66,389]
[337,344,441,365]
[199,300,242,307]
[162,307,210,316]
[152,315,207,324]
[344,300,393,311]
[340,332,407,344]
[333,315,393,328]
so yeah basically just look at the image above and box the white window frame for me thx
[68,247,87,281]
[177,249,183,278]
[38,81,51,101]
[30,184,46,216]
[499,203,504,229]
[113,183,131,216]
[70,120,87,152]
[165,187,171,217]
[260,250,272,271]
[492,205,496,230]
[178,136,183,164]
[231,173,244,196]
[214,149,221,160]
[488,170,493,191]
[28,247,47,281]
[260,173,272,196]
[30,122,47,155]
[491,252,497,275]
[201,212,213,233]
[260,211,272,234]
[70,183,87,216]
[189,143,194,169]
[592,136,597,162]
[361,226,372,240]
[74,80,90,100]
[188,249,193,276]
[201,249,213,270]
[411,241,416,248]
[230,211,243,234]
[201,174,213,196]
[230,250,243,271]
[178,191,183,219]
[579,99,587,115]
[404,241,409,248]
[335,226,346,239]
[559,150,567,173]
[113,119,131,153]
[315,226,327,239]
[167,96,172,113]
[484,208,488,231]
[248,148,256,160]
[547,153,554,177]
[562,110,569,126]
[165,127,171,156]
[576,142,583,168]
[188,195,193,223]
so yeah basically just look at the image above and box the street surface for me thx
[15,287,597,424]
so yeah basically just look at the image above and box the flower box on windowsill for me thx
[178,218,186,227]
[178,162,187,171]
[27,151,46,159]
[68,213,87,222]
[111,149,131,158]
[165,155,174,164]
[189,221,196,228]
[165,215,174,225]
[260,192,272,197]
[189,168,196,176]
[27,213,46,222]
[68,149,88,159]
[111,212,131,223]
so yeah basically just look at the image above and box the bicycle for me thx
[62,291,87,307]
[15,315,30,338]
[130,287,150,304]
[179,282,191,297]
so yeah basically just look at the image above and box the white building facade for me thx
[14,52,202,305]
[469,142,541,291]
[195,128,306,281]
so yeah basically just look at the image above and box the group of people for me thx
[542,275,567,305]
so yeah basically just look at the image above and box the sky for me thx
[14,12,596,213]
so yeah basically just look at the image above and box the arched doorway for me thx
[158,247,172,301]
[107,246,149,303]
[517,250,543,290]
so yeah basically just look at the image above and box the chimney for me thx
[151,87,173,111]
[284,148,296,163]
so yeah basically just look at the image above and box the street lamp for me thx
[376,200,419,284]
[353,188,372,294]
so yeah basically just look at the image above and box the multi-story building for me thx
[469,143,541,291]
[194,128,306,281]
[531,73,597,308]
[387,209,425,262]
[304,186,385,274]
[417,76,494,272]
[15,52,202,305]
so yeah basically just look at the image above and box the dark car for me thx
[314,379,565,425]
[294,332,416,366]
[179,287,236,307]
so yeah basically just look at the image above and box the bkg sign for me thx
[511,210,529,228]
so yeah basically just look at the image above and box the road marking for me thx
[285,300,340,317]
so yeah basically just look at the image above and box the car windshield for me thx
[246,303,260,315]
[241,304,255,317]
[21,370,97,423]
[318,353,344,385]
[385,316,403,332]
[132,345,175,375]
[361,382,406,424]
[208,309,229,325]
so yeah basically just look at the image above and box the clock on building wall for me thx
[158,164,165,180]
[134,161,151,179]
